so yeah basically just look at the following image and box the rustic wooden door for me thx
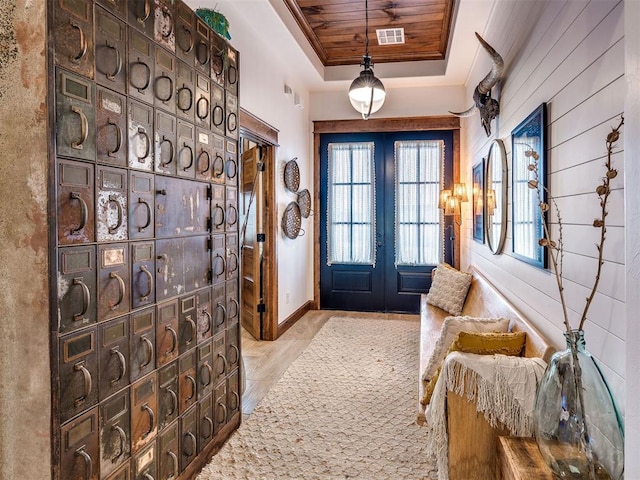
[240,146,263,339]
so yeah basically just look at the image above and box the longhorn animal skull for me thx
[450,33,504,137]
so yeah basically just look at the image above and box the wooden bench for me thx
[417,266,555,480]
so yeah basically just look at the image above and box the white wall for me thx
[187,0,315,323]
[462,0,626,420]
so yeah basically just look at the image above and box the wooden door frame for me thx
[239,108,279,340]
[313,116,461,309]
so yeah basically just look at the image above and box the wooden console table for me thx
[498,436,554,480]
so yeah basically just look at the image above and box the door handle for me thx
[230,344,240,366]
[185,316,196,345]
[229,297,239,320]
[165,387,178,417]
[213,154,224,178]
[231,391,240,411]
[203,310,212,335]
[137,127,150,161]
[200,362,212,387]
[107,195,123,234]
[72,277,90,321]
[198,150,211,174]
[181,26,194,53]
[74,447,92,480]
[69,192,88,235]
[196,41,210,66]
[106,120,122,157]
[216,353,227,376]
[197,96,209,120]
[217,401,228,424]
[215,302,227,327]
[180,143,194,171]
[111,424,127,459]
[227,252,238,273]
[155,74,174,102]
[74,362,92,407]
[177,86,193,112]
[142,403,155,438]
[167,450,179,478]
[213,254,226,277]
[226,205,237,226]
[165,324,178,355]
[213,205,225,228]
[186,374,196,400]
[161,6,173,38]
[70,106,88,150]
[227,112,237,132]
[141,335,154,367]
[110,347,126,385]
[212,105,224,126]
[138,198,152,233]
[104,42,122,81]
[130,61,151,93]
[109,271,125,310]
[139,264,153,299]
[69,21,87,63]
[183,431,196,457]
[202,416,213,439]
[160,136,174,166]
[137,0,151,24]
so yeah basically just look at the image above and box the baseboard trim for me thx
[277,300,314,338]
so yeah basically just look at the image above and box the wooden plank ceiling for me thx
[283,0,456,67]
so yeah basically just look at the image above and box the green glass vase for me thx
[533,329,624,479]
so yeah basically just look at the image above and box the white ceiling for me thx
[186,0,497,93]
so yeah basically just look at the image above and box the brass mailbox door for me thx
[195,73,210,130]
[131,241,155,308]
[155,238,183,301]
[227,368,241,420]
[179,405,198,472]
[96,166,129,242]
[53,0,94,79]
[178,294,197,354]
[213,380,227,435]
[212,333,226,387]
[155,177,209,237]
[211,234,226,286]
[97,0,127,20]
[225,45,239,96]
[98,242,131,320]
[226,321,240,374]
[197,393,213,453]
[97,86,127,167]
[131,440,157,480]
[209,33,225,88]
[157,420,179,480]
[225,186,238,233]
[175,2,195,65]
[226,279,239,327]
[175,60,195,124]
[99,387,131,477]
[60,406,100,480]
[128,28,155,106]
[158,361,179,432]
[128,100,154,172]
[154,109,177,176]
[58,245,97,334]
[211,134,225,184]
[156,299,179,367]
[131,372,158,454]
[196,340,214,400]
[195,128,213,182]
[210,184,225,234]
[196,287,212,344]
[178,349,197,414]
[226,233,239,281]
[98,315,130,401]
[194,18,210,76]
[57,159,95,245]
[55,69,96,162]
[224,138,238,186]
[95,7,127,94]
[59,328,98,422]
[154,0,175,53]
[177,120,195,179]
[225,92,238,139]
[130,307,156,382]
[212,283,226,336]
[210,83,225,137]
[128,0,155,39]
[129,172,155,241]
[154,47,176,115]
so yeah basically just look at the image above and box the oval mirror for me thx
[485,139,507,254]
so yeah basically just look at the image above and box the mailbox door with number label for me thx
[95,7,127,93]
[57,159,95,245]
[211,134,225,184]
[179,405,198,472]
[196,287,212,344]
[131,372,158,453]
[195,128,214,182]
[129,172,155,241]
[226,321,240,374]
[175,2,195,65]
[127,99,154,172]
[156,299,179,367]
[58,245,97,334]
[60,406,100,480]
[226,232,239,281]
[158,361,179,431]
[59,328,99,422]
[225,186,238,233]
[154,109,177,176]
[98,315,130,401]
[56,69,96,161]
[213,380,227,435]
[154,48,176,115]
[96,166,129,242]
[98,243,131,320]
[175,60,195,124]
[157,420,180,480]
[209,33,225,88]
[53,0,94,79]
[197,393,213,453]
[225,92,238,139]
[131,241,155,308]
[226,279,239,327]
[128,0,155,38]
[131,440,157,480]
[176,120,195,179]
[178,349,197,414]
[99,388,131,477]
[97,86,127,167]
[196,340,213,400]
[210,234,226,286]
[225,138,238,186]
[227,368,241,420]
[178,294,197,354]
[210,83,225,137]
[194,18,210,75]
[212,283,226,336]
[154,0,175,53]
[225,45,239,95]
[195,73,210,130]
[212,333,226,387]
[128,28,155,105]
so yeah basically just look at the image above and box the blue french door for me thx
[319,130,454,313]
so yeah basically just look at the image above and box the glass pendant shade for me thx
[348,69,386,119]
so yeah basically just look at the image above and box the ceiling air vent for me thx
[376,28,405,45]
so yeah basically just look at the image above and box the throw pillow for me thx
[421,330,525,406]
[425,264,473,315]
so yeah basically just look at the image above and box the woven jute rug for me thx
[197,316,437,480]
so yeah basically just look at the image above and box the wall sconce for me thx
[439,182,468,267]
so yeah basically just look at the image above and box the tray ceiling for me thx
[283,0,457,67]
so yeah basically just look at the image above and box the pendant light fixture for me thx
[348,0,386,119]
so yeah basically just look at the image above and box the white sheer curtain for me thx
[327,142,375,265]
[395,140,443,266]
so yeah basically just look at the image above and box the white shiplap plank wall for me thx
[461,0,625,414]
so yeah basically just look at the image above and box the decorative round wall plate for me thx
[297,188,312,218]
[284,158,300,193]
[282,201,302,239]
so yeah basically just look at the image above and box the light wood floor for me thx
[239,309,419,416]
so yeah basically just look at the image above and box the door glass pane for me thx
[395,140,443,265]
[327,142,375,265]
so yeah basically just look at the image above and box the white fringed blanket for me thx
[423,351,547,480]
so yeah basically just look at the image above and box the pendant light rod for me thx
[364,0,369,57]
